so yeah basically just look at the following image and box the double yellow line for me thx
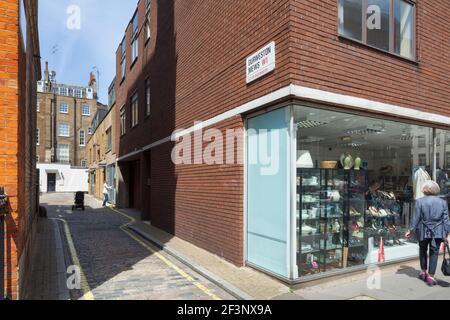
[108,207,222,301]
[53,218,94,300]
[56,201,221,300]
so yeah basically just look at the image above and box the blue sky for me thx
[38,0,138,104]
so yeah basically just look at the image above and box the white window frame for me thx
[59,87,69,96]
[58,123,70,137]
[81,104,90,116]
[74,88,83,98]
[60,103,69,114]
[120,105,126,136]
[88,127,93,135]
[79,129,86,146]
[37,100,40,112]
[57,144,70,163]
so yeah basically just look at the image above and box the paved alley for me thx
[37,193,233,300]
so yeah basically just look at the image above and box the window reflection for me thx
[295,105,433,277]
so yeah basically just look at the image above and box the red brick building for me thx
[0,0,41,299]
[115,0,450,281]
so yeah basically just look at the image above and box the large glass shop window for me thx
[435,129,450,203]
[247,107,292,278]
[294,106,433,277]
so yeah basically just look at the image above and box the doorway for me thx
[47,173,56,192]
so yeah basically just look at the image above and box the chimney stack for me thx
[44,61,49,84]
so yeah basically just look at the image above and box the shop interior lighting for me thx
[346,127,383,135]
[298,136,325,144]
[297,120,328,129]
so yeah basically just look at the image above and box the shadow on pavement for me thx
[396,265,450,288]
[40,199,162,300]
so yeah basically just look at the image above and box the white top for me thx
[414,168,431,200]
[103,183,111,194]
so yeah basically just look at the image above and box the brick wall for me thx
[0,0,40,300]
[37,92,99,166]
[289,0,450,117]
[115,0,450,267]
[116,0,292,266]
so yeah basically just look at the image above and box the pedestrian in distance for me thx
[406,180,450,286]
[103,182,112,207]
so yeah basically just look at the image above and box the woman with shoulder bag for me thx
[405,181,450,287]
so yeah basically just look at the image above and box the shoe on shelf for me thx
[419,272,427,281]
[426,275,437,287]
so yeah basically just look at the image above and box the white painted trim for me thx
[290,85,450,125]
[117,84,450,161]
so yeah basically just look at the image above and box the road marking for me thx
[107,206,222,301]
[52,218,95,300]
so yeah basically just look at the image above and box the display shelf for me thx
[297,167,368,275]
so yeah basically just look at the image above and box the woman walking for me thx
[406,181,450,286]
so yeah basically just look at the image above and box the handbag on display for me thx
[441,241,450,277]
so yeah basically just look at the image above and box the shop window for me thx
[446,153,450,170]
[446,133,450,145]
[293,105,432,277]
[247,107,291,278]
[338,0,415,60]
[418,154,427,166]
[417,135,426,148]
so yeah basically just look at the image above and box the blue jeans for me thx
[103,193,109,207]
[419,239,443,276]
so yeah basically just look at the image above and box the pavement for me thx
[122,209,450,300]
[28,192,450,300]
[30,193,234,300]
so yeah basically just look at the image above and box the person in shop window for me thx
[406,181,450,287]
[366,180,381,206]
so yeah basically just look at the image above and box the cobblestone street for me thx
[37,193,233,300]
